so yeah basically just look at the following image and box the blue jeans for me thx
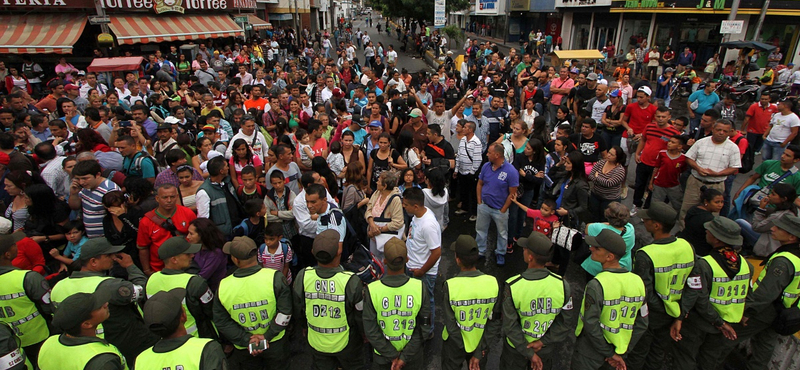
[509,189,536,241]
[689,114,701,133]
[762,140,784,160]
[422,273,436,335]
[747,132,765,153]
[721,174,736,218]
[476,203,509,256]
[735,219,760,248]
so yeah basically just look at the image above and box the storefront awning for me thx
[0,14,87,54]
[268,13,294,21]
[245,14,272,30]
[109,14,243,45]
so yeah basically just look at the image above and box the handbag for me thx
[772,295,800,335]
[746,168,798,208]
[551,225,582,251]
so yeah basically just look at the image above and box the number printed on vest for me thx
[312,305,342,318]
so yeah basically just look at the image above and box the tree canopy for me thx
[368,0,469,25]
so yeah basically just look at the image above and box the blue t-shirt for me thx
[581,223,635,276]
[122,151,156,179]
[479,161,519,209]
[343,128,368,146]
[63,236,88,260]
[688,90,720,114]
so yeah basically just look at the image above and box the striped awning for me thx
[0,14,87,54]
[246,14,272,30]
[109,14,243,45]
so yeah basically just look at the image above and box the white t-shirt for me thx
[346,46,356,61]
[767,112,800,143]
[427,110,454,142]
[791,71,800,85]
[406,208,441,275]
[591,98,613,122]
[386,50,398,64]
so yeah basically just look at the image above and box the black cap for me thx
[156,121,172,131]
[79,238,125,262]
[52,290,111,333]
[143,288,185,337]
[585,229,627,257]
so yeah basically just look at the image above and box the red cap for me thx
[0,152,10,166]
[64,84,80,91]
[332,88,344,99]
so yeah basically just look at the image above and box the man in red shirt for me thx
[243,85,268,113]
[741,94,778,154]
[632,105,681,213]
[137,184,196,275]
[621,86,657,165]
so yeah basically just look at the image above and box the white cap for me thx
[164,116,180,125]
[0,217,12,234]
[637,86,652,96]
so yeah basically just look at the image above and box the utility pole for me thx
[719,0,740,68]
[752,0,770,41]
[294,0,301,34]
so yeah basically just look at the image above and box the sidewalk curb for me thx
[387,19,443,70]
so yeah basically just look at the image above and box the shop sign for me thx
[154,0,184,13]
[477,0,497,12]
[0,0,254,9]
[616,0,798,9]
[720,20,744,33]
[434,0,446,27]
[509,0,528,11]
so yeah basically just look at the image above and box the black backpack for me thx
[735,135,755,174]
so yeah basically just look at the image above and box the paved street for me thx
[348,18,432,74]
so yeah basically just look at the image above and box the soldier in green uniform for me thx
[573,229,649,370]
[145,237,216,339]
[136,288,226,370]
[38,291,128,370]
[364,237,430,370]
[293,229,364,370]
[0,233,51,368]
[502,231,573,370]
[0,323,32,370]
[626,202,694,370]
[720,214,800,369]
[49,237,158,366]
[670,216,751,370]
[213,236,292,370]
[441,235,501,370]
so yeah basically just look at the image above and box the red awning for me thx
[245,14,272,30]
[0,14,87,54]
[87,57,145,73]
[109,14,243,45]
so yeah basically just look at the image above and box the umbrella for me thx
[719,40,777,52]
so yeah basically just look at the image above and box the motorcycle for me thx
[727,79,760,108]
[670,76,693,99]
[762,82,790,101]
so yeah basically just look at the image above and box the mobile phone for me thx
[248,339,268,353]
[120,121,132,127]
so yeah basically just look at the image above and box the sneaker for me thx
[469,215,477,222]
[455,209,468,215]
[506,242,514,254]
[755,151,761,156]
[496,254,505,266]
[630,205,638,216]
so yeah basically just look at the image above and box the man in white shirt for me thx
[591,84,612,122]
[385,70,406,93]
[224,115,268,161]
[235,65,253,87]
[385,45,398,64]
[292,171,337,267]
[79,72,108,99]
[346,42,356,62]
[763,99,800,160]
[35,142,68,199]
[320,76,337,103]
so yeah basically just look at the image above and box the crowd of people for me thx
[0,14,799,370]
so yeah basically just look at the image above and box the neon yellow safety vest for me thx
[146,272,198,336]
[0,270,49,347]
[576,271,645,355]
[303,267,353,353]
[701,255,751,323]
[753,251,800,308]
[640,239,695,317]
[0,323,31,370]
[443,274,498,353]
[505,273,565,348]
[38,335,128,370]
[135,337,211,370]
[50,276,112,338]
[369,278,422,353]
[218,268,284,349]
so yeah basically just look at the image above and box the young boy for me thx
[648,134,688,215]
[237,166,268,205]
[258,221,295,283]
[510,197,559,238]
[265,171,297,240]
[232,198,267,243]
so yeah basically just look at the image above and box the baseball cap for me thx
[704,216,743,246]
[350,114,365,127]
[409,108,423,118]
[0,217,10,235]
[585,229,627,257]
[143,288,186,336]
[77,70,86,76]
[312,229,341,264]
[368,120,382,128]
[609,89,621,98]
[158,237,201,260]
[156,122,172,131]
[202,123,216,131]
[517,231,553,256]
[586,73,598,81]
[772,214,800,239]
[223,236,258,260]
[64,84,80,91]
[164,116,180,125]
[333,88,345,99]
[665,67,675,73]
[450,235,479,258]
[383,237,407,270]
[169,95,181,102]
[637,86,652,96]
[52,290,111,333]
[570,67,579,74]
[80,238,125,262]
[638,202,677,227]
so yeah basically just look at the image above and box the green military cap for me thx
[517,231,553,256]
[143,288,186,336]
[772,214,800,239]
[383,237,407,270]
[639,202,677,226]
[450,235,479,258]
[80,238,125,262]
[704,216,743,246]
[223,236,258,260]
[52,290,111,333]
[312,230,341,264]
[158,237,201,260]
[585,229,627,257]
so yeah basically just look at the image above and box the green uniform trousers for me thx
[310,332,364,370]
[625,312,671,370]
[441,338,488,370]
[228,337,289,370]
[670,317,734,370]
[371,346,423,370]
[722,316,779,370]
[500,341,554,370]
[570,334,618,370]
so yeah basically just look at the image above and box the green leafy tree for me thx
[369,0,469,27]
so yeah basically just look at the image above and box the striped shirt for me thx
[258,243,294,284]
[456,135,483,175]
[640,123,681,167]
[79,179,120,238]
